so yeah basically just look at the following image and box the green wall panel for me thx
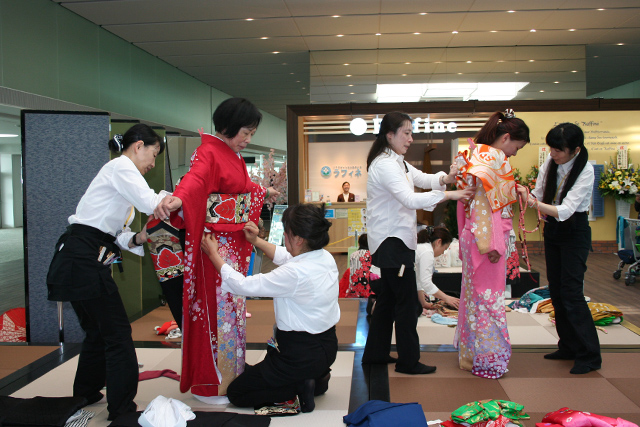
[57,6,100,107]
[98,31,133,116]
[1,0,58,97]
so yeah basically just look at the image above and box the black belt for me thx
[68,223,116,244]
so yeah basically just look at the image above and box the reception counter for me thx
[311,201,366,253]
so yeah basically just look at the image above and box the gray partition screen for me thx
[22,111,109,343]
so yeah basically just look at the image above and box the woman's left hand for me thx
[201,233,219,257]
[445,164,458,184]
[266,187,280,198]
[445,295,460,309]
[487,250,501,263]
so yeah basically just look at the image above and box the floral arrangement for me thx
[249,148,288,208]
[598,160,640,203]
[521,164,539,191]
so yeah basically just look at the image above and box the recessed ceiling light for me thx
[337,34,344,37]
[569,29,576,32]
[529,59,535,62]
[571,70,577,73]
[530,29,536,32]
[435,61,442,64]
[452,31,458,34]
[348,84,354,87]
[402,74,407,76]
[515,71,520,74]
[0,134,18,137]
[344,63,349,66]
[246,18,254,21]
[346,74,352,77]
[497,60,505,63]
[467,61,472,63]
[405,62,411,64]
[296,80,300,83]
[333,15,340,18]
[420,12,427,15]
[375,33,381,36]
[594,55,599,58]
[507,10,515,13]
[414,32,421,35]
[290,72,294,74]
[597,8,605,11]
[350,92,355,94]
[540,90,544,92]
[261,37,268,40]
[302,87,306,89]
[554,81,559,84]
[273,51,280,54]
[618,43,625,45]
[458,73,463,75]
[490,30,498,33]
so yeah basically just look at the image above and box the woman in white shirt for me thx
[201,203,339,413]
[46,124,169,421]
[415,227,460,311]
[361,111,473,375]
[519,122,601,375]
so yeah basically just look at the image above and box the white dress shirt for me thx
[221,246,340,334]
[532,156,594,222]
[415,242,440,295]
[69,155,169,255]
[366,148,447,254]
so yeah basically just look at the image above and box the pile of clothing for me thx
[536,407,638,427]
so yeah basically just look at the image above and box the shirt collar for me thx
[383,147,404,165]
[558,155,578,175]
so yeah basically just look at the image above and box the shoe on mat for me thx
[544,350,575,360]
[395,362,436,375]
[570,364,600,374]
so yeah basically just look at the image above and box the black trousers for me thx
[544,213,601,368]
[227,327,337,408]
[362,266,422,370]
[71,291,138,419]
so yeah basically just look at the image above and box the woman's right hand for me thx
[154,195,183,220]
[444,187,475,201]
[487,250,501,263]
[243,221,260,245]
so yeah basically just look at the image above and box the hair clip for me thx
[504,109,516,119]
[113,134,123,151]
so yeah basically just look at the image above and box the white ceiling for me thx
[52,0,640,120]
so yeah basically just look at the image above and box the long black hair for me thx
[281,203,332,250]
[541,123,588,205]
[366,111,412,170]
[108,123,164,154]
[474,111,530,147]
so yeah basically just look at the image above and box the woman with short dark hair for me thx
[154,97,279,400]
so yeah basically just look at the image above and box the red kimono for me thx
[173,134,265,396]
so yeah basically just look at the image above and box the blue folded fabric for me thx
[343,400,427,427]
[431,313,457,325]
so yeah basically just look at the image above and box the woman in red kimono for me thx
[155,98,277,399]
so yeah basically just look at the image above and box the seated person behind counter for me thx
[337,181,355,202]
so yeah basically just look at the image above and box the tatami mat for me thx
[392,309,640,346]
[389,352,640,426]
[11,348,355,426]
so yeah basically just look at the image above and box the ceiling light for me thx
[346,74,352,77]
[414,32,421,35]
[290,72,294,74]
[376,82,529,102]
[337,34,344,37]
[333,15,340,18]
[554,81,559,84]
[466,61,472,63]
[344,63,349,66]
[530,29,536,32]
[273,51,280,54]
[529,59,535,62]
[375,33,381,36]
[507,10,515,13]
[490,30,498,33]
[402,74,407,76]
[618,43,625,45]
[261,37,268,40]
[435,61,442,64]
[515,71,520,74]
[497,60,505,63]
[457,73,463,75]
[0,134,18,137]
[569,29,576,32]
[540,90,544,92]
[296,80,300,83]
[420,12,427,15]
[246,18,254,21]
[597,8,605,11]
[350,92,355,94]
[405,62,411,64]
[571,70,577,73]
[452,31,458,34]
[348,84,354,87]
[376,84,427,102]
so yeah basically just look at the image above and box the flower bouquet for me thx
[521,164,539,192]
[598,160,640,203]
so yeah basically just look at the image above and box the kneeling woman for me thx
[201,203,339,412]
[46,124,168,421]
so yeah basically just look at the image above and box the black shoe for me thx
[395,362,436,375]
[83,392,104,406]
[298,379,316,413]
[314,372,331,396]
[570,364,600,374]
[362,355,398,364]
[544,350,575,360]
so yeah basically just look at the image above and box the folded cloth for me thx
[431,313,458,325]
[452,399,530,426]
[539,407,638,427]
[139,369,181,382]
[109,410,271,427]
[343,400,427,427]
[0,395,87,427]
